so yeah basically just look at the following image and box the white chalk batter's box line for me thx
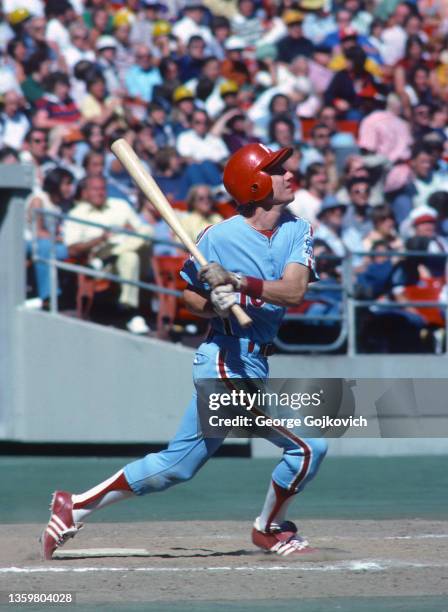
[1,560,448,574]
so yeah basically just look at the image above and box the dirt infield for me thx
[0,519,447,606]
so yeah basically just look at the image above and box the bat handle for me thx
[230,304,252,328]
[191,251,252,328]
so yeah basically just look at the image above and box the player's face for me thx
[270,165,294,205]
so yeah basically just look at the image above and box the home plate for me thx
[53,548,151,559]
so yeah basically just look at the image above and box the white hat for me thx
[409,206,438,226]
[96,35,118,51]
[225,36,245,51]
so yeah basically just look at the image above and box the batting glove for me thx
[199,262,242,289]
[210,283,237,317]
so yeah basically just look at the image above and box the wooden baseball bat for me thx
[111,138,252,328]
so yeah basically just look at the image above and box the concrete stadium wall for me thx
[11,309,448,456]
[14,310,194,443]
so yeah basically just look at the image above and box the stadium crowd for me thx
[2,0,448,350]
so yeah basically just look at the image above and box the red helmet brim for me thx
[261,147,293,172]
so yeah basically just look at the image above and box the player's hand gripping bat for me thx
[111,138,252,327]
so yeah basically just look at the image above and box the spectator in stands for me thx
[208,16,231,61]
[34,72,81,130]
[20,128,57,187]
[152,146,191,203]
[95,35,121,97]
[153,58,181,109]
[82,149,129,202]
[63,175,153,333]
[409,103,433,142]
[124,44,162,103]
[288,162,328,225]
[248,92,301,144]
[218,110,259,154]
[23,16,55,61]
[391,144,448,224]
[276,10,313,64]
[232,0,265,47]
[403,66,434,114]
[147,102,175,149]
[356,239,395,300]
[314,196,347,258]
[172,2,211,46]
[130,0,166,47]
[0,90,30,150]
[6,39,27,83]
[186,56,225,118]
[176,109,228,164]
[325,46,375,119]
[45,0,73,53]
[80,71,122,124]
[180,185,223,243]
[75,121,105,164]
[112,14,135,84]
[342,177,374,266]
[0,146,19,164]
[337,154,388,207]
[363,204,403,252]
[221,36,250,87]
[26,167,75,305]
[358,93,413,163]
[88,8,112,47]
[65,22,95,72]
[178,35,207,82]
[138,194,177,257]
[300,123,334,173]
[56,129,85,181]
[307,44,333,96]
[21,51,51,105]
[267,116,296,151]
[380,2,410,66]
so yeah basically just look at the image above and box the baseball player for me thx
[42,143,327,560]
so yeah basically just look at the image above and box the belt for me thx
[207,331,275,357]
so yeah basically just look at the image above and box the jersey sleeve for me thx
[284,219,319,282]
[180,225,217,289]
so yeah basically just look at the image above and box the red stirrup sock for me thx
[257,480,295,532]
[71,470,134,522]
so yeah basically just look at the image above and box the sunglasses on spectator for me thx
[74,34,88,39]
[32,138,47,144]
[193,119,207,124]
[196,194,212,201]
[352,187,369,194]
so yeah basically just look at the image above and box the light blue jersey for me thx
[180,212,318,344]
[124,209,327,500]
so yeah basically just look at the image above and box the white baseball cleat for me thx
[252,517,316,556]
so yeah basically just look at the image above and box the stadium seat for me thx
[216,201,237,219]
[151,255,199,338]
[402,278,445,327]
[64,257,111,319]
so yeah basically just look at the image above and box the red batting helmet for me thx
[223,143,293,205]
